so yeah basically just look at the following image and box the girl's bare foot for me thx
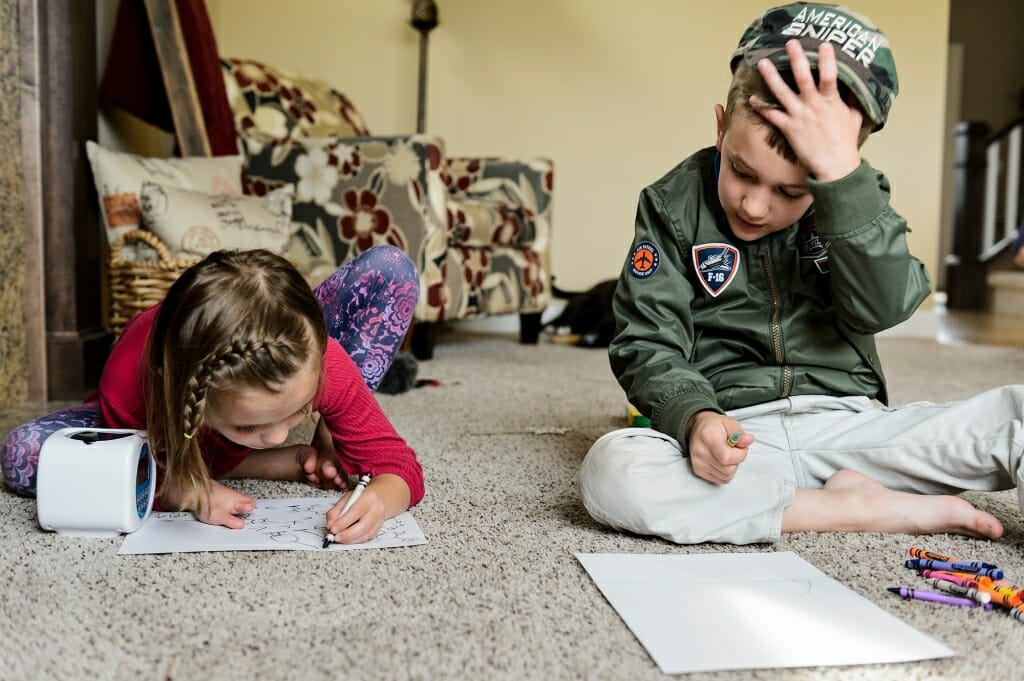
[782,469,1004,539]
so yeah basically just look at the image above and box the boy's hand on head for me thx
[686,411,754,485]
[199,480,256,529]
[325,487,386,544]
[751,40,863,182]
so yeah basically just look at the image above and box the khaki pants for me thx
[579,388,1024,545]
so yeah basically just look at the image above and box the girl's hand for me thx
[325,487,387,544]
[751,40,863,181]
[686,411,755,484]
[198,480,256,529]
[297,417,346,490]
[324,473,411,544]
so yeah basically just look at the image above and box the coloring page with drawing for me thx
[118,497,426,554]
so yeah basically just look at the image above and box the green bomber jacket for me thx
[609,146,931,453]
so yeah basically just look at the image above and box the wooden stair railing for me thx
[946,116,1024,310]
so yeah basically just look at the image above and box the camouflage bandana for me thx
[731,2,898,130]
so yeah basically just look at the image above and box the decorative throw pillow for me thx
[139,182,294,260]
[221,58,371,145]
[86,141,245,248]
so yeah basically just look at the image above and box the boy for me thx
[580,3,1024,545]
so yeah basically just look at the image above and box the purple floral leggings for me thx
[1,245,418,497]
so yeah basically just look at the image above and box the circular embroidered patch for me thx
[630,242,660,279]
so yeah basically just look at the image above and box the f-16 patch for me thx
[630,242,660,279]
[692,243,740,297]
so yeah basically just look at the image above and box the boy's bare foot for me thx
[782,469,1004,540]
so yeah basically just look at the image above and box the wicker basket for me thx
[108,230,198,336]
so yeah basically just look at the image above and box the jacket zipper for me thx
[761,253,793,397]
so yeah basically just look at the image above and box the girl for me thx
[2,246,424,543]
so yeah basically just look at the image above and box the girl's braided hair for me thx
[144,249,328,514]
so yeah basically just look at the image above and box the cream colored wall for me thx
[209,0,949,293]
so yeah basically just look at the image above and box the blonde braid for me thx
[162,335,305,514]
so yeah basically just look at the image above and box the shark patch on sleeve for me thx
[692,243,740,297]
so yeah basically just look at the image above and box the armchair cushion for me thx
[221,58,370,144]
[444,157,553,251]
[443,245,547,319]
[241,133,449,320]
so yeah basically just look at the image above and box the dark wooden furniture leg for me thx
[519,311,542,345]
[411,321,436,360]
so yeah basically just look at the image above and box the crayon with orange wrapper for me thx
[976,583,1023,608]
[992,579,1024,599]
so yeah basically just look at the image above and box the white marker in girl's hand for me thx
[322,473,371,547]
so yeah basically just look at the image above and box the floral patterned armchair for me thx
[222,58,553,359]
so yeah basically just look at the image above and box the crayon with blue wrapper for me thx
[905,558,1003,580]
[908,546,998,569]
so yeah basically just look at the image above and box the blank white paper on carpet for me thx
[118,497,426,554]
[577,551,953,674]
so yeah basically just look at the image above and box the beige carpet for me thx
[1,330,1023,680]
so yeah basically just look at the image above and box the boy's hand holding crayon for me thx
[687,411,755,484]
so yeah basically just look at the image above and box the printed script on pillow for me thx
[85,141,245,248]
[139,182,294,259]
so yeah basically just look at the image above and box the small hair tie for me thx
[183,432,194,440]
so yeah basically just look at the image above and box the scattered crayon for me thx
[895,547,1023,623]
[626,404,650,428]
[920,569,980,589]
[887,586,979,608]
[976,583,1022,608]
[924,570,993,586]
[990,584,1021,598]
[908,547,998,569]
[904,558,1004,580]
[992,580,1024,598]
[925,578,991,604]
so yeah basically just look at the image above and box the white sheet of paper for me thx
[577,551,953,674]
[118,497,426,554]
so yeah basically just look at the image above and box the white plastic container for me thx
[37,428,155,537]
